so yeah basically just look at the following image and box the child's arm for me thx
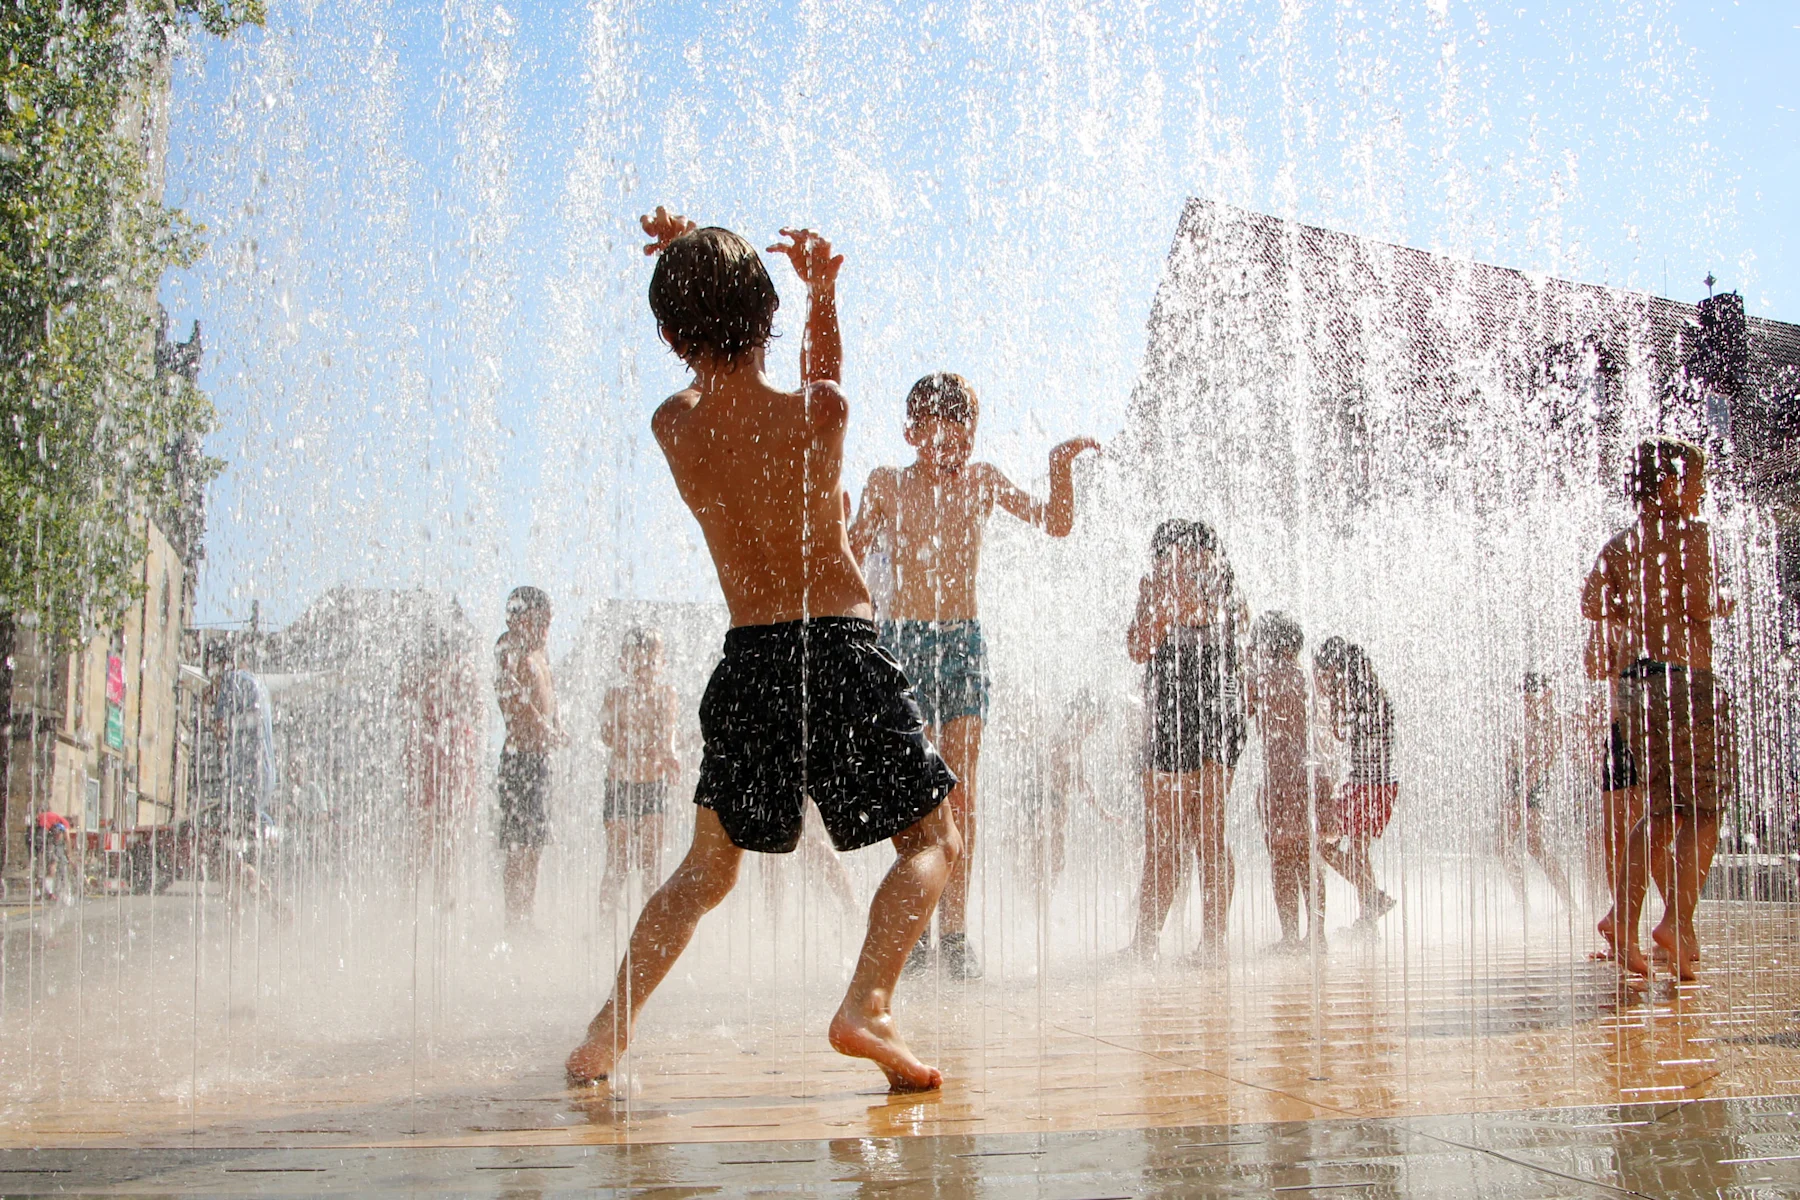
[597,690,620,753]
[767,228,844,384]
[983,438,1101,537]
[1697,525,1736,619]
[848,468,897,564]
[1125,574,1169,664]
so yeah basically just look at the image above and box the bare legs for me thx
[1268,836,1321,944]
[1524,806,1575,907]
[598,815,665,913]
[932,714,983,937]
[1595,785,1644,960]
[1621,807,1718,981]
[1318,836,1380,916]
[1500,797,1574,908]
[1131,765,1233,959]
[1649,812,1716,966]
[827,803,962,1088]
[503,847,541,926]
[566,804,961,1091]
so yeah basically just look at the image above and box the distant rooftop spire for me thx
[1704,272,1716,297]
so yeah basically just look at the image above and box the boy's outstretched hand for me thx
[1051,436,1102,465]
[767,228,843,290]
[641,206,697,256]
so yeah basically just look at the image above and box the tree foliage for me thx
[0,0,262,644]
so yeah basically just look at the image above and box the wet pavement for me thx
[4,888,1799,1193]
[0,1095,1795,1195]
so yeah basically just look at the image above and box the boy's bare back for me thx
[656,378,871,628]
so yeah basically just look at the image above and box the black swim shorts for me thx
[694,616,957,854]
[497,749,551,850]
[602,779,669,821]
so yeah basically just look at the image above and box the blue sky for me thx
[159,0,1798,639]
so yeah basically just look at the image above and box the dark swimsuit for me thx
[1145,624,1246,774]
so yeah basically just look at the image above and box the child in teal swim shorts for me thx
[851,372,1099,978]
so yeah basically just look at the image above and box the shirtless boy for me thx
[565,210,960,1091]
[850,374,1098,978]
[496,586,564,926]
[597,628,680,908]
[1582,437,1734,981]
[1246,611,1322,950]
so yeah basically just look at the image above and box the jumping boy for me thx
[1582,437,1734,981]
[596,628,680,909]
[1246,612,1322,950]
[849,374,1098,979]
[565,210,961,1092]
[496,586,563,926]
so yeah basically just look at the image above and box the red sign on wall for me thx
[106,654,125,707]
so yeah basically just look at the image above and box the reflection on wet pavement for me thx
[3,892,1798,1194]
[0,1096,1797,1195]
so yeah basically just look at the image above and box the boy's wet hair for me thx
[905,372,979,427]
[649,227,780,363]
[1521,669,1549,695]
[1251,611,1305,659]
[1149,517,1218,559]
[623,626,663,655]
[1629,437,1705,506]
[506,586,551,618]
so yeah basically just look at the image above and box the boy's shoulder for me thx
[651,387,703,443]
[802,379,848,419]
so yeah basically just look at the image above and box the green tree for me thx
[0,0,261,644]
[0,1,260,861]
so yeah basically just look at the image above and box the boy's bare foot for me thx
[1649,921,1701,965]
[1591,912,1621,960]
[1650,925,1699,982]
[565,1037,616,1087]
[565,1015,621,1086]
[1618,941,1650,978]
[828,1004,941,1093]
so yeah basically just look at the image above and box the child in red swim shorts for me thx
[1314,637,1398,925]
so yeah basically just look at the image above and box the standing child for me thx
[566,210,960,1092]
[1581,437,1734,980]
[597,628,680,909]
[1499,671,1575,909]
[495,586,564,927]
[1246,611,1322,951]
[1312,637,1399,926]
[1124,519,1249,964]
[849,373,1098,979]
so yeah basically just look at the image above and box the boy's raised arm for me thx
[767,228,844,385]
[988,437,1101,537]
